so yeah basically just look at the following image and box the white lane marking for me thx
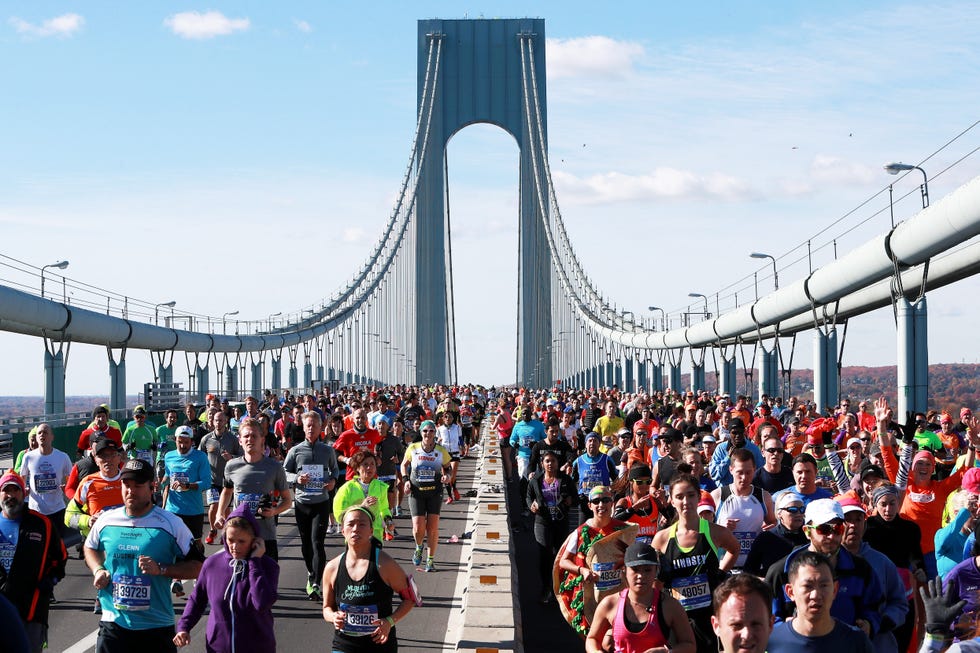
[63,628,98,653]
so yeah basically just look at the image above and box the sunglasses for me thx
[780,506,805,514]
[859,438,871,442]
[589,497,613,505]
[632,478,652,485]
[807,522,845,536]
[765,448,783,454]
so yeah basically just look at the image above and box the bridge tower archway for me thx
[415,18,552,387]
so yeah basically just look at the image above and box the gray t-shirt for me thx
[199,430,242,487]
[283,440,339,505]
[222,456,288,542]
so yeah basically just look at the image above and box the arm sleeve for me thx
[65,496,91,534]
[247,557,280,611]
[176,565,210,633]
[881,442,900,484]
[963,532,976,561]
[825,448,851,494]
[936,507,971,562]
[324,446,339,481]
[708,445,729,486]
[895,442,915,491]
[282,448,298,482]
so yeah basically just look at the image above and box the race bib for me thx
[592,561,622,592]
[340,603,379,636]
[671,573,711,611]
[636,535,654,546]
[416,468,436,484]
[112,573,151,611]
[548,504,565,521]
[303,465,324,491]
[909,490,935,504]
[136,450,154,465]
[206,487,221,504]
[237,492,262,514]
[34,471,58,493]
[0,542,14,572]
[172,472,189,486]
[734,531,756,555]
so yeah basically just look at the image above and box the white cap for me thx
[804,498,844,525]
[175,425,194,439]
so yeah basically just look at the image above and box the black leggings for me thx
[533,518,569,591]
[294,501,330,581]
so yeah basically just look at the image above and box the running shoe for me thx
[444,496,454,505]
[205,529,217,545]
[393,506,402,518]
[452,487,461,502]
[424,557,435,573]
[306,581,322,602]
[412,546,424,567]
[383,531,394,542]
[171,580,185,598]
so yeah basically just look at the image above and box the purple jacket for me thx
[177,504,279,653]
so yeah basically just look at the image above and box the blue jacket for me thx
[936,506,972,577]
[766,544,884,637]
[708,441,764,486]
[859,542,909,653]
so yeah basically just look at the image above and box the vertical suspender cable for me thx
[444,148,459,385]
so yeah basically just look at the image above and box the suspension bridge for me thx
[2,19,980,419]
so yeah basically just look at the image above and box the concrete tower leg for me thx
[692,363,706,393]
[650,364,663,392]
[195,363,209,402]
[720,357,737,397]
[813,329,839,413]
[224,362,238,399]
[271,355,282,392]
[898,297,929,416]
[250,362,263,398]
[43,341,67,417]
[625,358,634,393]
[637,361,647,393]
[758,347,778,399]
[108,348,126,411]
[669,364,682,393]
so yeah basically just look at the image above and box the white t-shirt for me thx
[20,448,72,515]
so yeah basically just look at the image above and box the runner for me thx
[612,463,660,546]
[333,451,394,544]
[585,542,696,653]
[526,450,576,603]
[161,425,210,598]
[198,411,242,545]
[174,504,279,652]
[85,459,204,652]
[283,410,339,601]
[122,405,160,466]
[652,473,740,653]
[400,421,452,572]
[18,422,72,536]
[215,418,292,561]
[322,505,416,652]
[436,411,463,503]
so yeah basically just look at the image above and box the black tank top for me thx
[659,519,724,616]
[333,540,396,652]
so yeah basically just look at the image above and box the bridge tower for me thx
[415,18,552,387]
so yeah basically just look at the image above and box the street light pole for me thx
[40,260,69,299]
[154,300,176,325]
[884,162,929,209]
[222,310,239,335]
[687,293,710,319]
[749,252,779,290]
[648,306,665,331]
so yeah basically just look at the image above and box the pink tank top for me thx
[612,587,668,653]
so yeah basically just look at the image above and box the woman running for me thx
[333,451,394,544]
[527,450,576,603]
[323,506,416,652]
[400,421,452,572]
[652,473,739,653]
[612,463,660,545]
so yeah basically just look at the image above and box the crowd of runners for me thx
[3,384,980,653]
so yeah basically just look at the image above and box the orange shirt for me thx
[74,472,123,515]
[900,467,965,554]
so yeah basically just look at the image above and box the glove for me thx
[900,412,918,444]
[822,429,834,447]
[919,576,967,635]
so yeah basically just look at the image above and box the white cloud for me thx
[547,36,644,79]
[9,13,84,38]
[164,11,249,40]
[809,155,877,186]
[342,227,367,243]
[294,19,312,34]
[552,167,757,204]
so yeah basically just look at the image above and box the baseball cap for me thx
[701,435,717,444]
[0,471,26,492]
[805,498,845,525]
[133,405,147,416]
[175,425,194,439]
[120,459,154,484]
[859,462,885,481]
[93,438,119,456]
[846,437,862,449]
[913,450,936,467]
[585,432,601,442]
[697,490,716,514]
[775,491,805,510]
[632,422,649,435]
[624,541,660,567]
[835,491,866,516]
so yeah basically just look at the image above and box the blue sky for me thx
[2,2,980,397]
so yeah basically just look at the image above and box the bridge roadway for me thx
[16,444,585,652]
